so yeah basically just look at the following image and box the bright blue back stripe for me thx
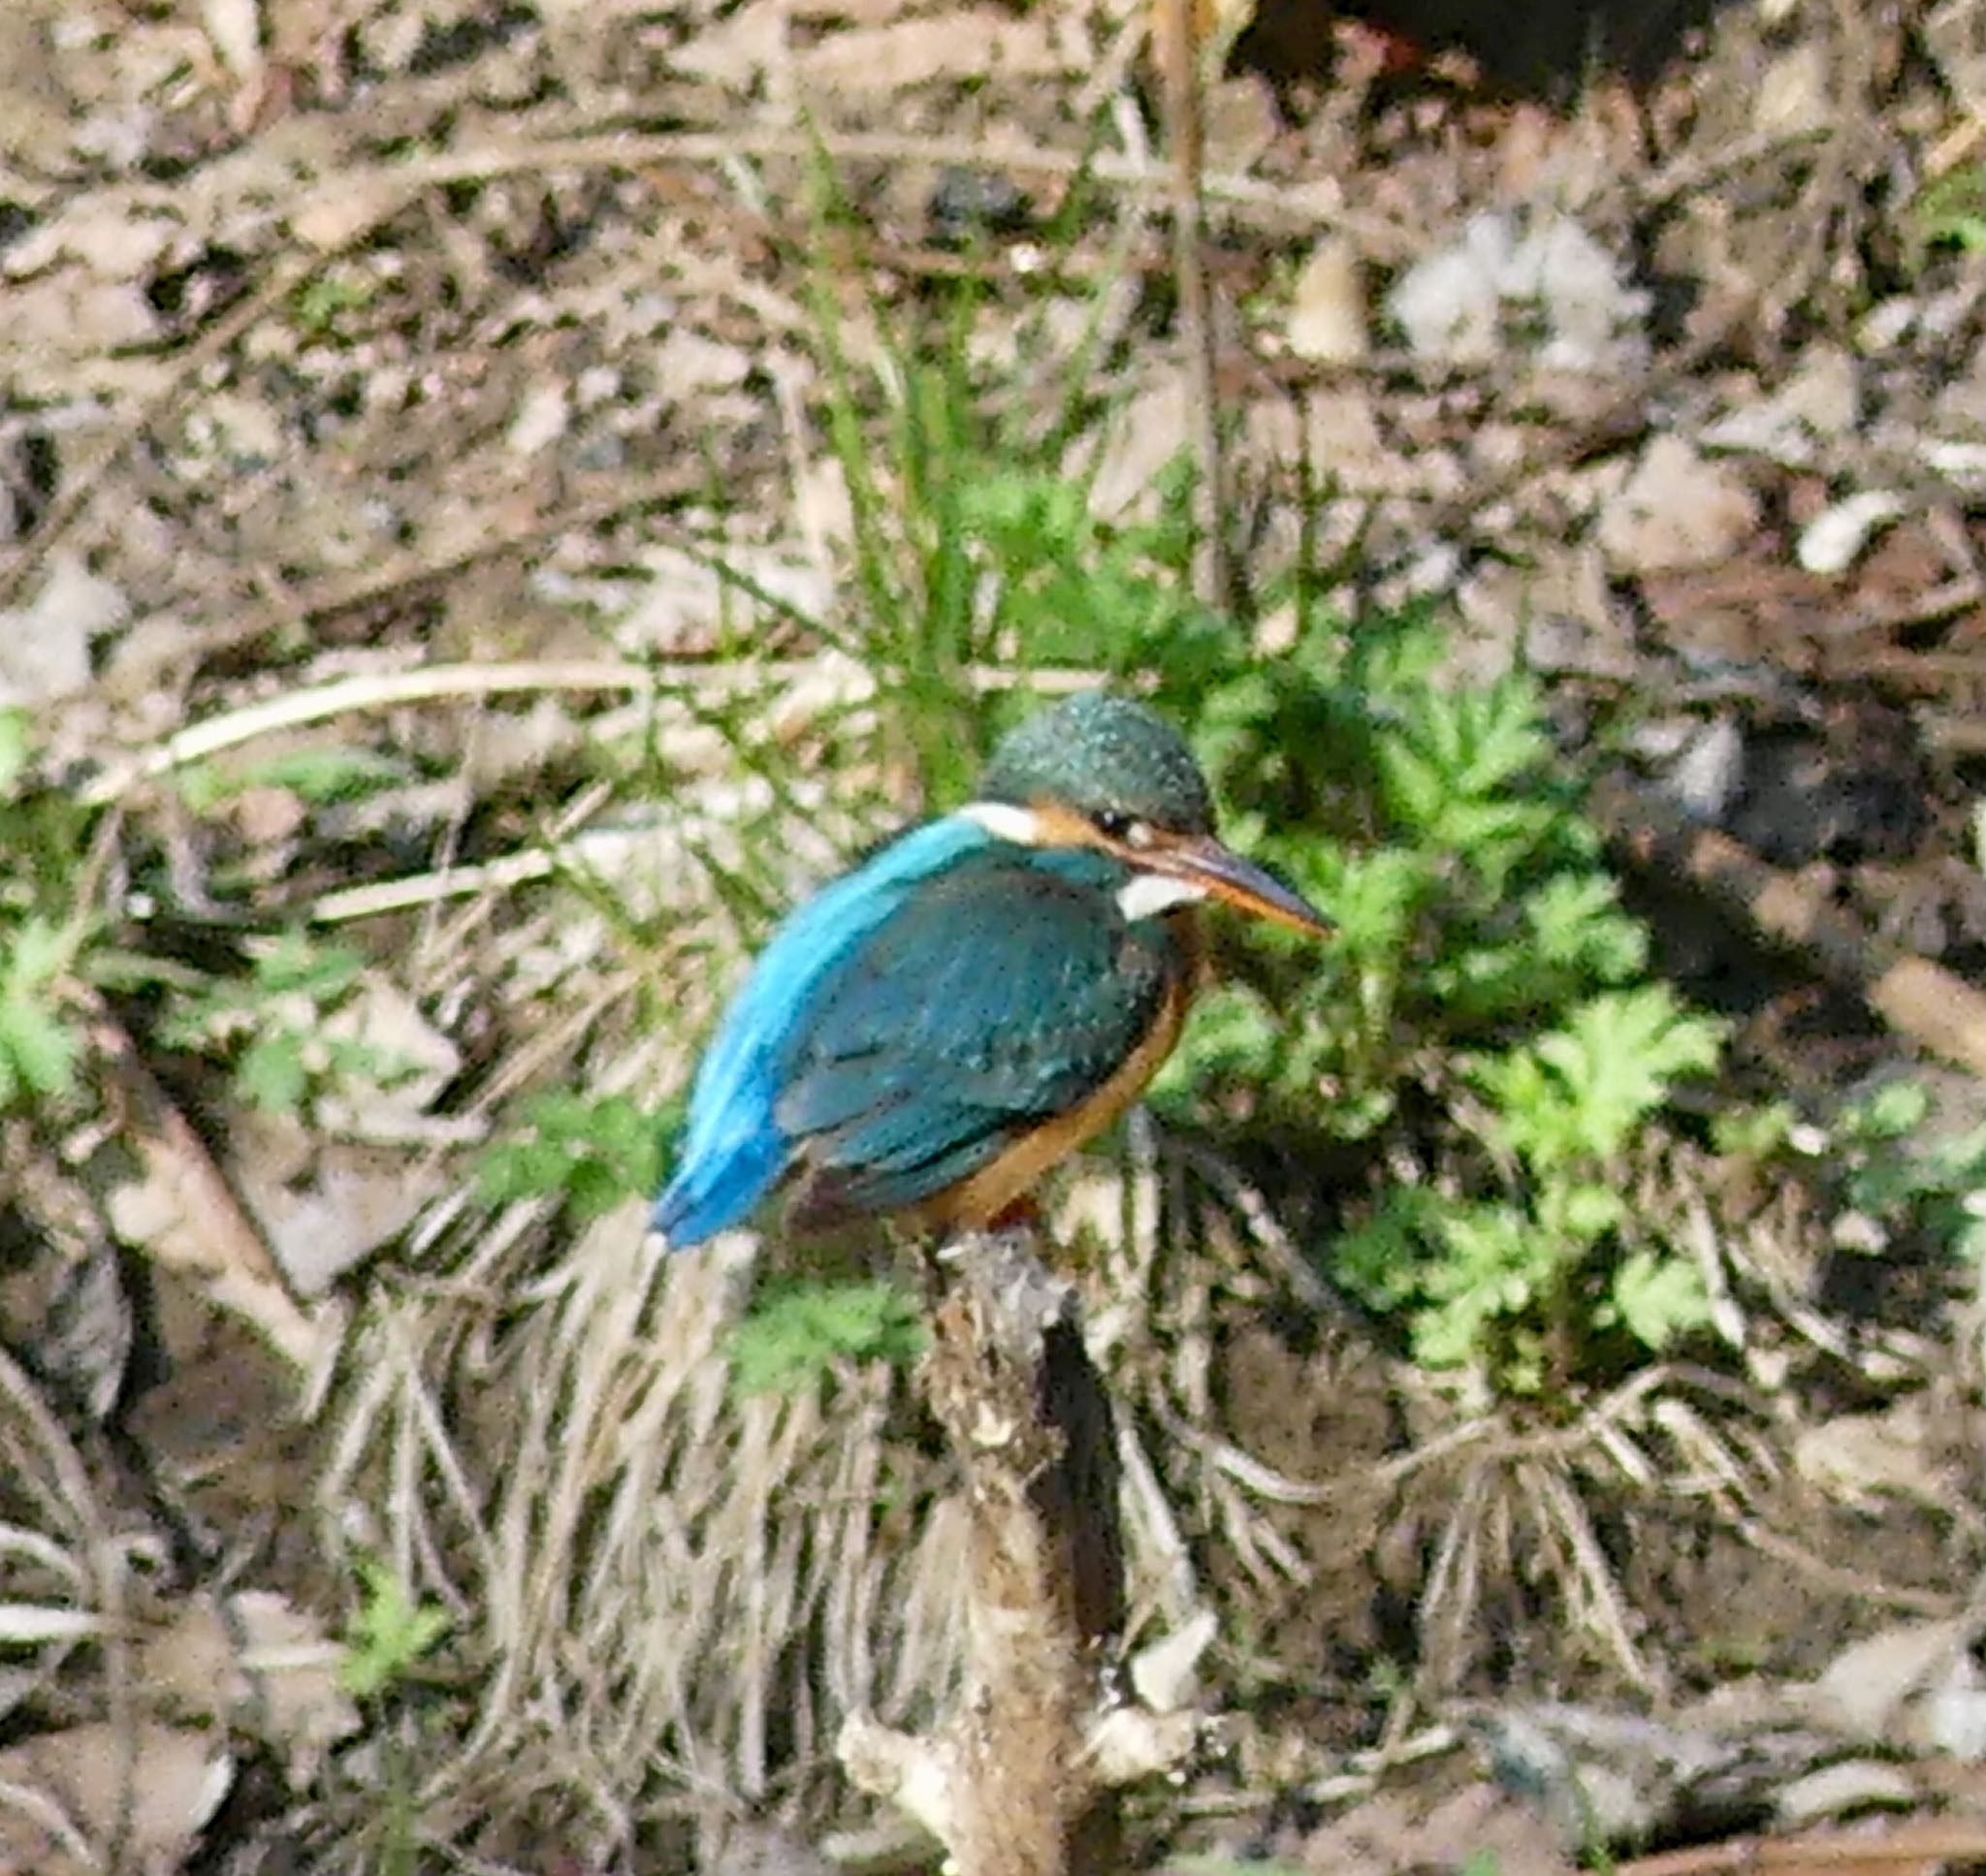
[653,813,997,1245]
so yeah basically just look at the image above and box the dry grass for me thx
[0,1347,136,1713]
[321,1202,966,1848]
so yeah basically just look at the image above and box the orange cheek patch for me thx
[1025,798,1111,852]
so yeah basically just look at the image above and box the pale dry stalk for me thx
[840,1228,1200,1876]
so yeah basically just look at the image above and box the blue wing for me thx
[654,827,1175,1244]
[775,848,1174,1223]
[655,816,1004,1245]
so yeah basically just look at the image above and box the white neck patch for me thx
[958,800,1045,844]
[1116,871,1207,922]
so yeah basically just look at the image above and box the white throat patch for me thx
[1116,871,1208,922]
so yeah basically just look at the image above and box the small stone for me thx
[1797,490,1906,574]
[1665,715,1746,821]
[506,380,569,456]
[1286,237,1369,365]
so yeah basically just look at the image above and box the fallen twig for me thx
[79,657,1103,809]
[1589,769,1986,1081]
[1617,1815,1986,1876]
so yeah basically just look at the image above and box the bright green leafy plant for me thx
[727,1280,928,1398]
[176,743,411,812]
[1801,1076,1986,1265]
[1910,162,1986,258]
[477,1092,667,1221]
[1337,987,1725,1388]
[0,711,103,1116]
[712,274,1733,1403]
[0,917,82,1113]
[1150,625,1661,1117]
[158,930,416,1120]
[341,1555,451,1701]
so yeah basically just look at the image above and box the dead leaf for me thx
[1089,370,1193,520]
[653,328,754,399]
[0,555,131,705]
[1303,386,1465,498]
[201,0,263,79]
[0,275,162,368]
[1792,1396,1959,1513]
[507,380,571,457]
[0,1722,231,1876]
[231,1109,443,1294]
[1814,1618,1986,1757]
[0,8,73,164]
[1703,346,1862,467]
[97,1017,340,1376]
[1774,1760,1918,1830]
[1754,42,1832,137]
[796,10,1081,91]
[669,0,790,88]
[313,977,463,1143]
[1597,435,1761,575]
[289,178,410,252]
[140,1590,360,1786]
[3,203,181,282]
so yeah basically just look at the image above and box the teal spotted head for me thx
[969,691,1329,934]
[653,691,1330,1248]
[981,690,1215,835]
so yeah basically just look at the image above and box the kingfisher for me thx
[654,691,1331,1248]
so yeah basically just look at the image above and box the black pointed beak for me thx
[1169,836,1333,938]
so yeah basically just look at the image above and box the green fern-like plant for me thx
[477,1092,668,1222]
[727,1280,927,1398]
[157,931,419,1120]
[698,231,1732,1403]
[1339,987,1724,1390]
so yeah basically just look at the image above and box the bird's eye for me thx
[1094,810,1151,847]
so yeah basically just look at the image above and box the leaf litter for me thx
[0,0,1983,1868]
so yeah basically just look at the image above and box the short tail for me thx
[652,1131,785,1249]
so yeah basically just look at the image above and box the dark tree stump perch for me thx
[839,1228,1202,1876]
